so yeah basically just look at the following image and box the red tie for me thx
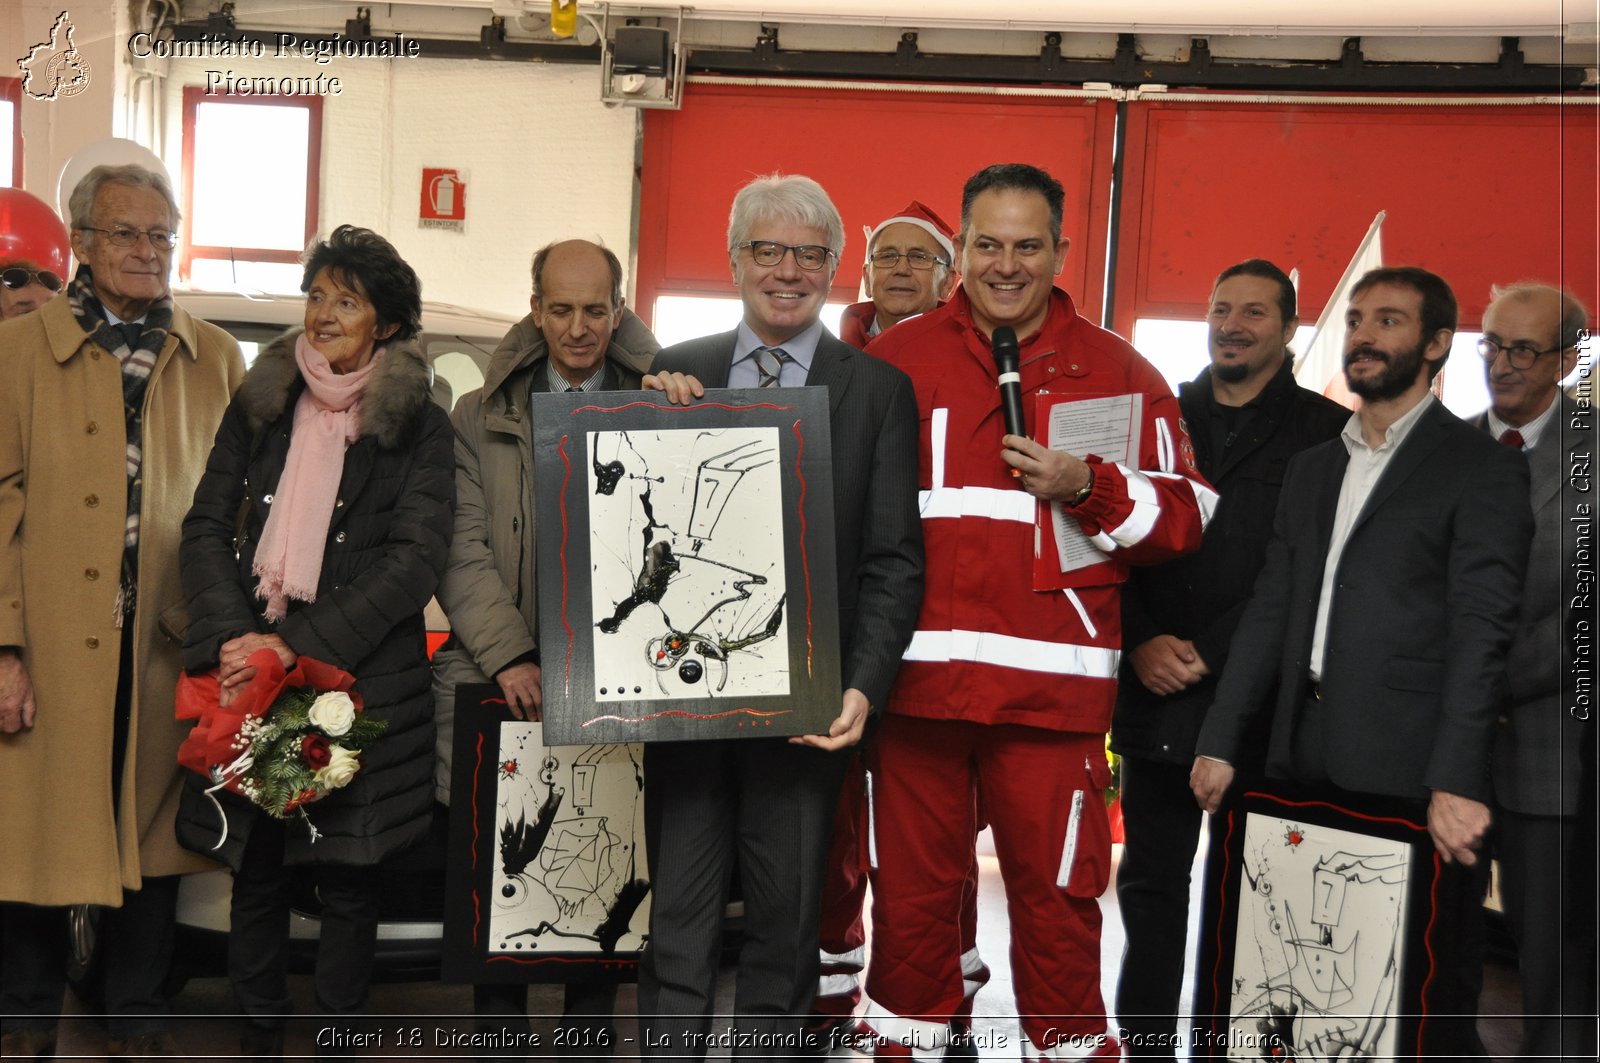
[1500,429,1524,448]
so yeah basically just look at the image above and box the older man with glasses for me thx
[0,164,243,1061]
[1472,283,1595,1062]
[822,199,979,1047]
[838,201,958,349]
[638,174,924,1058]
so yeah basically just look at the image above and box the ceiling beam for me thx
[169,17,1587,91]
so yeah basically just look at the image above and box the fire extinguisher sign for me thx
[420,168,466,232]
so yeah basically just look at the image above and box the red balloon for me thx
[0,187,70,276]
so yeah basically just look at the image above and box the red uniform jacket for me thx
[867,288,1214,733]
[839,300,878,350]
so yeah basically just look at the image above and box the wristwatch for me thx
[1066,466,1095,508]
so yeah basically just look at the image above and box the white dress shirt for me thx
[1309,392,1437,681]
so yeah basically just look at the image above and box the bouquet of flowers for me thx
[176,648,386,846]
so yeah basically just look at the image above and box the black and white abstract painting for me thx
[532,389,841,745]
[587,426,791,704]
[1222,813,1410,1061]
[1195,787,1442,1062]
[444,685,650,984]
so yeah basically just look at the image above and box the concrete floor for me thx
[47,839,1529,1060]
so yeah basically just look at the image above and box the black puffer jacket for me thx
[176,329,455,867]
[1111,359,1348,766]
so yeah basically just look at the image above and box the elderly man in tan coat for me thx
[0,164,243,1060]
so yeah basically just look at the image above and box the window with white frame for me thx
[181,88,320,291]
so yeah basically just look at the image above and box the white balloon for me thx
[56,138,173,221]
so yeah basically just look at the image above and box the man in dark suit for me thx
[432,239,659,1057]
[1472,283,1596,1061]
[1112,259,1348,1059]
[638,174,924,1056]
[1192,266,1533,1056]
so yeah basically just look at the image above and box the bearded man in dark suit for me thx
[1192,266,1533,1057]
[637,174,924,1057]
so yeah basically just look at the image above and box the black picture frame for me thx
[442,684,650,984]
[531,387,842,745]
[1192,783,1445,1061]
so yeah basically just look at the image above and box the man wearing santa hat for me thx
[838,200,959,349]
[810,200,985,1053]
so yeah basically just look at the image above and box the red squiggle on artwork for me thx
[471,731,484,945]
[559,435,574,688]
[581,707,794,727]
[791,419,814,677]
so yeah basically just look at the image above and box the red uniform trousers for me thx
[813,752,989,1032]
[866,715,1116,1059]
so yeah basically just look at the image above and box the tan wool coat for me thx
[0,293,245,906]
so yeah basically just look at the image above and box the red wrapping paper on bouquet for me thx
[175,648,363,795]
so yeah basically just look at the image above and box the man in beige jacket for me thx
[0,164,243,1060]
[432,239,657,1058]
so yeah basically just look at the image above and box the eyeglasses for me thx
[868,248,948,271]
[78,226,179,251]
[1476,336,1565,370]
[740,241,835,271]
[0,266,64,292]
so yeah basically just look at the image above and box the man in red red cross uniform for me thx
[862,163,1215,1061]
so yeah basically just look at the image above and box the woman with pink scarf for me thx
[176,225,453,1057]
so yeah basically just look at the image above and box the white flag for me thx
[1296,211,1386,408]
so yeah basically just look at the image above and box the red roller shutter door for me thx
[638,83,1117,328]
[1112,100,1599,335]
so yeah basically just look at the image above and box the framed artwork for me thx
[1193,785,1443,1061]
[531,387,842,745]
[443,684,650,983]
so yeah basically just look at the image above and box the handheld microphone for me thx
[991,326,1025,441]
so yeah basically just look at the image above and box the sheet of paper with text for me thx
[1043,393,1143,572]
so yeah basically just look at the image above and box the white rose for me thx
[307,691,357,737]
[314,745,361,791]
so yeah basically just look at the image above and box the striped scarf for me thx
[67,265,174,627]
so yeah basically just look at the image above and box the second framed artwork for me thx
[1192,784,1448,1061]
[531,387,841,745]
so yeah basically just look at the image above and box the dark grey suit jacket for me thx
[1195,397,1533,803]
[650,329,924,711]
[1473,395,1590,815]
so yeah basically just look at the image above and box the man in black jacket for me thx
[1111,260,1347,1059]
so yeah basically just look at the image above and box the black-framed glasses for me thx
[868,248,948,271]
[0,266,64,292]
[1476,336,1564,370]
[78,226,179,251]
[740,241,835,271]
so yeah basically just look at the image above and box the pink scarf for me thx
[253,333,383,621]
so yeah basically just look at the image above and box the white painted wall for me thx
[159,54,639,318]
